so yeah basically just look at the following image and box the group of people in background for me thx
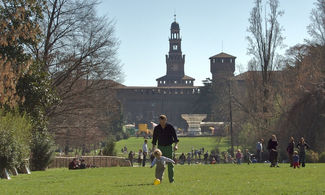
[286,136,310,168]
[125,135,310,168]
[68,157,93,170]
[128,140,151,167]
[254,135,310,168]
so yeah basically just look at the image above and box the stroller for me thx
[250,154,257,163]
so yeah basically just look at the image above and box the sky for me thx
[97,0,317,86]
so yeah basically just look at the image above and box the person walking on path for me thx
[297,137,310,167]
[152,115,179,183]
[256,139,264,163]
[267,134,279,167]
[142,140,148,167]
[287,137,295,167]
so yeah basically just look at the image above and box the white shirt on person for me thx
[142,143,148,153]
[256,142,263,151]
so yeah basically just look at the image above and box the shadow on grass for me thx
[114,183,153,187]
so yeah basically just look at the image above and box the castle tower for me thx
[156,16,195,87]
[209,52,236,81]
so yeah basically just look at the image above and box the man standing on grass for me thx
[287,137,295,167]
[152,115,179,183]
[256,139,264,163]
[142,139,148,167]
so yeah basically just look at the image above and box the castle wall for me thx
[116,87,201,129]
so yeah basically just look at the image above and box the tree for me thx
[28,0,123,148]
[0,0,44,108]
[0,0,53,174]
[17,61,57,170]
[308,0,325,45]
[247,0,284,106]
[245,0,284,133]
[30,0,122,118]
[277,43,325,153]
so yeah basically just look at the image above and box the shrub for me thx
[0,110,31,174]
[318,152,325,163]
[122,132,130,140]
[30,130,55,171]
[306,150,319,163]
[115,133,122,141]
[102,139,117,156]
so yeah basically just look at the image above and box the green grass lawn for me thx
[115,136,230,157]
[1,164,325,194]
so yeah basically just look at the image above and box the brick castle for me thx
[116,18,236,130]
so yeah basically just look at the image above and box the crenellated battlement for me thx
[116,86,201,96]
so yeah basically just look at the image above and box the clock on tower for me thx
[156,15,195,87]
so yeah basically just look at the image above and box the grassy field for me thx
[1,164,325,194]
[115,136,230,157]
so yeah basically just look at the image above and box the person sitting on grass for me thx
[79,158,86,169]
[69,158,79,170]
[223,152,227,163]
[211,157,216,164]
[187,152,191,165]
[228,153,234,164]
[236,149,242,164]
[293,151,300,169]
[179,153,186,165]
[204,151,209,164]
[150,149,175,183]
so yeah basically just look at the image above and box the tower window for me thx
[230,59,233,63]
[173,45,178,50]
[222,59,224,63]
[212,59,215,63]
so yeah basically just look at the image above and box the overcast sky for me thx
[97,0,316,86]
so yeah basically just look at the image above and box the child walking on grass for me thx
[150,149,175,182]
[236,149,242,164]
[293,151,300,169]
